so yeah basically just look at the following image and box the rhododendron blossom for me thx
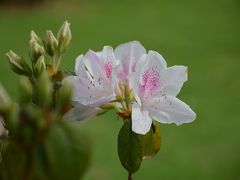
[63,46,116,107]
[129,50,196,134]
[114,41,146,84]
[64,41,196,135]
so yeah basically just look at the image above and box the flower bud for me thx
[0,84,11,113]
[30,30,42,45]
[34,55,46,76]
[125,83,131,101]
[19,77,32,104]
[57,21,72,54]
[34,72,53,106]
[29,39,45,63]
[6,50,24,74]
[45,30,58,56]
[57,80,73,115]
[6,51,32,76]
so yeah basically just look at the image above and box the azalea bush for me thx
[0,22,90,180]
[0,21,196,180]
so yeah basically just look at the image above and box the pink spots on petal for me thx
[105,62,112,79]
[139,67,161,96]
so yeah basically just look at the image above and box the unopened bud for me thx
[6,51,32,76]
[34,55,46,75]
[57,21,72,53]
[125,83,131,101]
[29,39,45,63]
[30,30,42,45]
[34,72,53,106]
[45,30,58,56]
[130,90,134,101]
[19,77,32,104]
[58,80,73,115]
[6,50,25,74]
[116,82,124,101]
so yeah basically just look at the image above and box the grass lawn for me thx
[0,0,239,179]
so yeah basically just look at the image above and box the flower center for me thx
[139,67,160,96]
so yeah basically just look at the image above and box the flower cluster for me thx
[64,41,196,134]
[1,21,197,179]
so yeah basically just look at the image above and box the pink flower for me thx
[63,46,116,107]
[114,41,146,84]
[128,50,196,134]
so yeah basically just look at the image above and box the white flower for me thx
[128,50,196,135]
[63,102,100,121]
[114,41,146,84]
[63,46,117,107]
[63,41,196,129]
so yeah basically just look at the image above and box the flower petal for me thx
[68,46,116,107]
[75,55,90,78]
[136,50,167,72]
[62,76,115,107]
[147,95,196,125]
[130,51,167,100]
[128,72,141,105]
[114,41,146,82]
[132,102,152,135]
[160,65,188,96]
[102,46,116,65]
[64,102,100,121]
[84,50,105,79]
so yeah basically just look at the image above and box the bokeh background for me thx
[0,0,239,179]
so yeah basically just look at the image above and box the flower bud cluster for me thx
[2,21,74,154]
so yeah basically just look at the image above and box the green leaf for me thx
[42,121,91,180]
[118,120,143,174]
[0,141,28,180]
[142,122,161,160]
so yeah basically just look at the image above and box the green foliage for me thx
[0,142,27,180]
[118,120,162,177]
[43,121,91,180]
[0,122,91,180]
[0,84,11,113]
[141,122,161,160]
[118,121,143,174]
[0,21,91,180]
[18,77,33,104]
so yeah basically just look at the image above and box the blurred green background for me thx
[0,0,239,179]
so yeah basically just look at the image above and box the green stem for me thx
[128,173,132,180]
[55,54,63,71]
[21,147,33,180]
